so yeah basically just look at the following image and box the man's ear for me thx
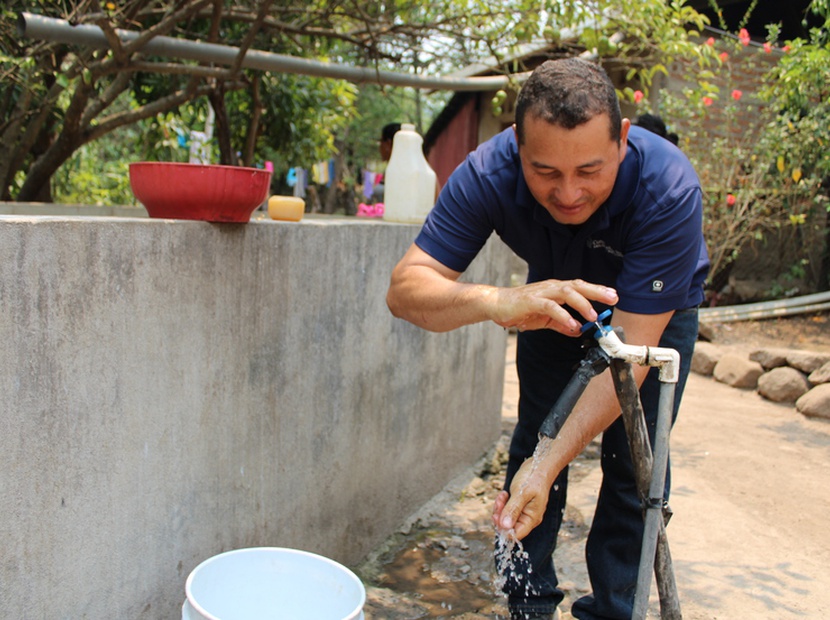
[619,118,631,162]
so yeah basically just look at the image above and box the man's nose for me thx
[555,177,582,205]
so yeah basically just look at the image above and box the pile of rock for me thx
[692,343,830,419]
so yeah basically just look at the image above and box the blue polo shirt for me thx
[415,125,709,315]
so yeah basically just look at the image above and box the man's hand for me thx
[387,244,618,334]
[491,455,553,541]
[488,279,617,335]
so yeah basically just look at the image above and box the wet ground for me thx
[356,423,601,619]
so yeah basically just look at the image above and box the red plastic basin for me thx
[129,162,272,223]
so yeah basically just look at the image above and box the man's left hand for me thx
[491,457,552,540]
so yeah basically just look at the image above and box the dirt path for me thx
[669,372,830,618]
[359,317,830,619]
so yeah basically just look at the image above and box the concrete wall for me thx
[0,214,511,619]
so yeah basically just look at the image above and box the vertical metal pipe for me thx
[653,384,682,619]
[609,357,681,620]
[633,381,681,620]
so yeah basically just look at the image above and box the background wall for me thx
[0,214,511,619]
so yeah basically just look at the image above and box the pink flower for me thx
[731,89,743,101]
[633,90,644,103]
[702,96,714,107]
[739,28,750,46]
[763,42,773,53]
[783,45,791,53]
[726,194,736,206]
[706,37,715,46]
[719,52,729,61]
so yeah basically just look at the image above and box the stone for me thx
[464,476,488,497]
[692,341,721,376]
[697,322,715,342]
[757,367,810,403]
[713,354,765,389]
[808,361,830,386]
[728,278,767,302]
[787,350,830,374]
[749,348,790,369]
[796,384,830,420]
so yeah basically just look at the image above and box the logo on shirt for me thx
[652,280,664,292]
[587,239,624,258]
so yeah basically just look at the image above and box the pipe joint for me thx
[596,330,680,384]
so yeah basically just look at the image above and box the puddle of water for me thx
[376,528,506,617]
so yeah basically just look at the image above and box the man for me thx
[386,57,708,619]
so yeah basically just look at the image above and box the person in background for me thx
[371,122,402,204]
[386,58,708,620]
[379,122,402,161]
[633,113,679,146]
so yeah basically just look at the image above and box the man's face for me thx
[379,138,394,162]
[516,114,630,225]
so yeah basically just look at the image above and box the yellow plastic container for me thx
[268,196,305,222]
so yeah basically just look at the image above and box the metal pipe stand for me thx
[538,310,682,620]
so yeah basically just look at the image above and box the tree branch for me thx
[89,0,129,66]
[74,0,216,59]
[84,81,244,143]
[228,0,274,77]
[81,69,132,127]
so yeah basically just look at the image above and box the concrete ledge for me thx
[0,214,511,618]
[0,200,148,217]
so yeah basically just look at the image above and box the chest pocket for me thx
[581,237,625,287]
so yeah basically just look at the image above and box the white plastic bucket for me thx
[182,547,366,620]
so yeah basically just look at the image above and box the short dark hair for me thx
[634,113,679,146]
[515,58,621,144]
[381,122,401,142]
[634,113,667,137]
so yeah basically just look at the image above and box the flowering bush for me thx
[635,14,829,300]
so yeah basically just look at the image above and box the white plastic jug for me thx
[182,547,365,620]
[382,123,437,224]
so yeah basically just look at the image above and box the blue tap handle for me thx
[580,308,613,337]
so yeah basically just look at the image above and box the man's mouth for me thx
[552,201,585,213]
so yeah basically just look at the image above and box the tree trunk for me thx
[821,184,830,290]
[241,76,263,167]
[16,77,94,202]
[323,134,356,215]
[208,87,235,166]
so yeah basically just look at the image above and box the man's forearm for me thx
[387,264,498,332]
[535,352,655,488]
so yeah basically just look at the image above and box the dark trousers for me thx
[501,309,698,619]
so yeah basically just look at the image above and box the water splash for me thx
[493,528,544,603]
[493,436,555,601]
